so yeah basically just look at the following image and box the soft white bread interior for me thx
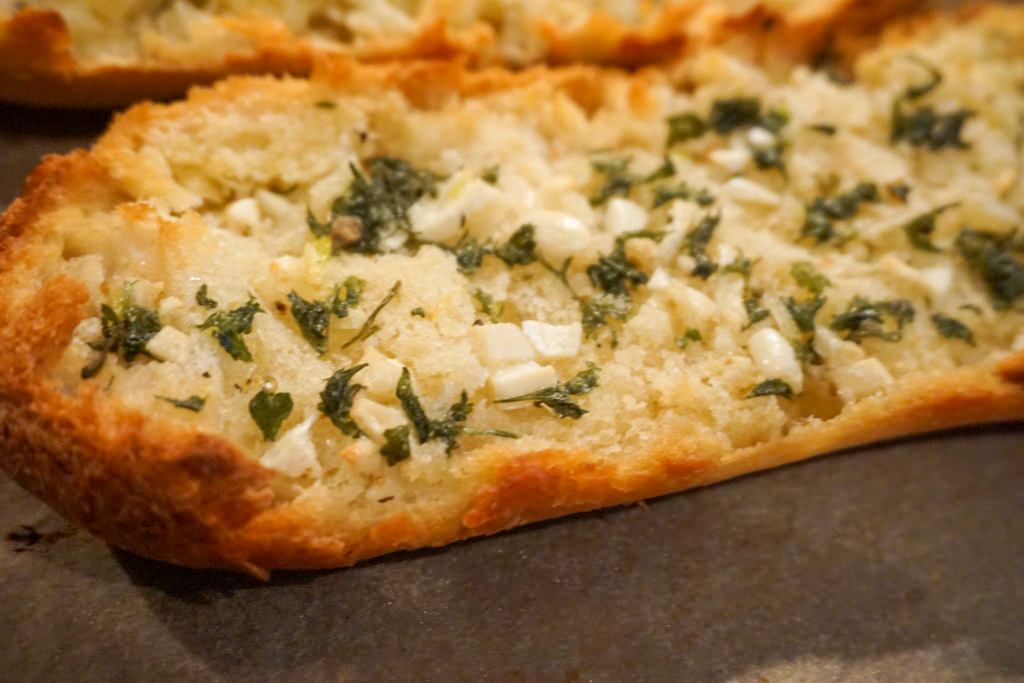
[0,4,1022,575]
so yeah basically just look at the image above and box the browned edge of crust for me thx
[0,152,280,577]
[0,8,1022,575]
[0,1,918,108]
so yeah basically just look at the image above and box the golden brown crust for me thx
[0,1,910,108]
[0,155,278,576]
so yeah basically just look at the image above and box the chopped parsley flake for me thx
[198,296,264,362]
[82,294,162,379]
[157,395,205,412]
[318,364,367,437]
[410,307,426,317]
[709,98,762,134]
[801,183,879,244]
[931,313,976,346]
[890,59,972,150]
[496,364,600,419]
[380,425,412,466]
[288,277,364,354]
[887,183,912,201]
[722,255,753,277]
[473,289,504,323]
[582,294,632,338]
[954,228,1024,309]
[743,292,770,329]
[666,112,708,146]
[903,205,956,252]
[685,214,720,279]
[785,295,826,333]
[195,284,217,309]
[675,328,702,348]
[587,239,649,296]
[652,184,692,208]
[341,281,400,349]
[830,297,915,342]
[589,157,636,206]
[393,368,517,454]
[746,379,794,399]
[791,261,830,294]
[249,389,293,441]
[481,165,500,184]
[494,224,538,266]
[452,233,489,274]
[311,157,439,254]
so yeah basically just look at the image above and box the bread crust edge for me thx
[0,0,886,108]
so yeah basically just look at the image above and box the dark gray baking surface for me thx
[1,104,1022,683]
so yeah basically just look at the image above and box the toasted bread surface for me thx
[0,0,893,107]
[1,5,1023,575]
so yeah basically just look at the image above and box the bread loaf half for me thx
[0,0,899,107]
[1,4,1022,576]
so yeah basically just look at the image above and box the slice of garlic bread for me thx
[0,0,886,106]
[1,4,1022,575]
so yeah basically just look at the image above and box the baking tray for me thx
[1,101,1022,682]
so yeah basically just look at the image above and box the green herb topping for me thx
[743,292,771,329]
[481,165,500,184]
[931,313,976,345]
[494,224,538,266]
[652,184,693,208]
[666,112,708,146]
[675,328,702,348]
[587,238,650,296]
[249,389,293,441]
[791,261,830,294]
[801,183,879,244]
[473,289,504,323]
[496,363,600,419]
[310,157,439,254]
[903,205,956,252]
[887,183,912,201]
[341,281,400,348]
[582,294,632,338]
[195,284,217,309]
[579,232,663,339]
[685,213,720,279]
[709,97,762,134]
[391,368,518,456]
[746,379,795,399]
[157,395,206,412]
[198,296,264,362]
[318,364,367,436]
[82,295,162,379]
[380,425,412,466]
[890,59,972,150]
[830,297,915,342]
[785,295,826,333]
[590,157,636,206]
[452,233,489,274]
[666,99,788,145]
[809,123,837,135]
[410,307,426,317]
[722,255,753,277]
[954,228,1024,309]
[288,277,364,354]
